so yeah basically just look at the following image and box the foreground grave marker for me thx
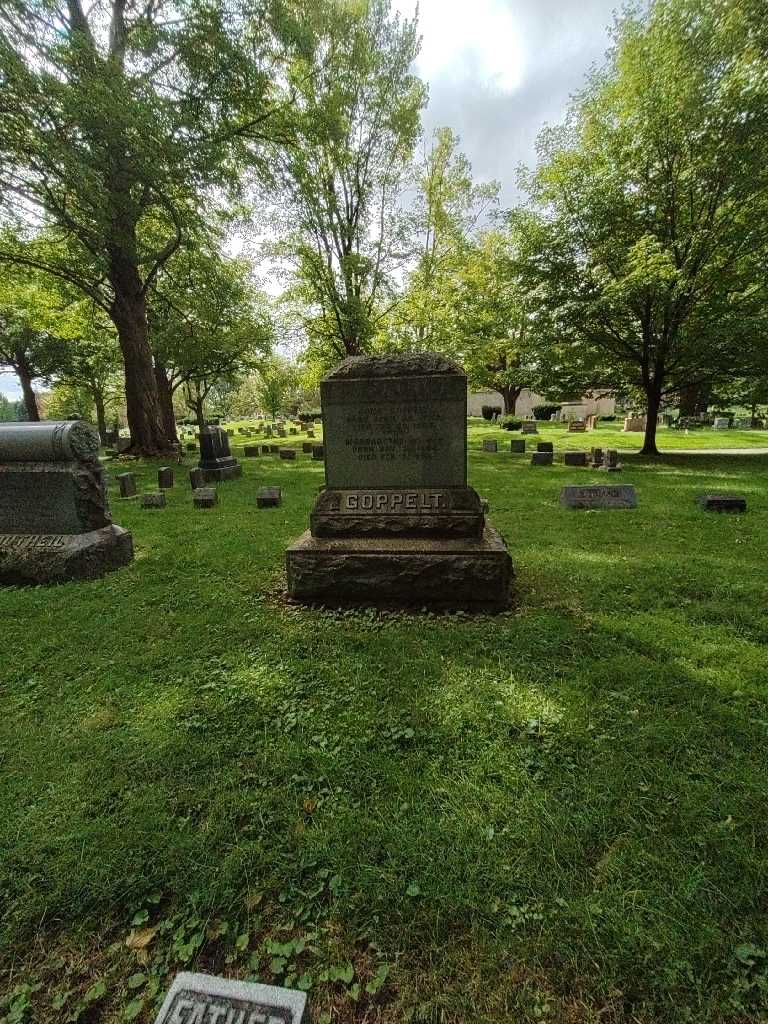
[0,421,133,583]
[286,353,512,608]
[154,972,308,1024]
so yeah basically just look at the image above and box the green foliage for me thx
[532,404,561,421]
[480,405,502,421]
[269,0,425,360]
[253,356,299,419]
[523,0,768,452]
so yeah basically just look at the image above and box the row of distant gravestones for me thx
[114,446,324,511]
[483,438,622,470]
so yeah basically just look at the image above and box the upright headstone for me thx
[302,442,313,453]
[482,439,498,453]
[531,451,553,466]
[563,451,587,466]
[257,486,282,508]
[154,973,308,1024]
[623,416,645,432]
[0,421,133,583]
[198,426,242,482]
[521,422,538,435]
[537,441,554,453]
[158,466,174,489]
[601,449,621,472]
[189,467,205,489]
[286,353,513,608]
[590,447,604,468]
[141,492,166,509]
[244,445,260,457]
[568,420,586,433]
[193,487,218,509]
[510,439,526,453]
[312,444,325,461]
[279,448,297,461]
[713,417,730,431]
[118,472,137,498]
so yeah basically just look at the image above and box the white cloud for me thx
[398,0,526,93]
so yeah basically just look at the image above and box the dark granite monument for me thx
[510,439,526,453]
[531,451,553,466]
[286,353,513,608]
[697,494,746,513]
[483,439,498,453]
[198,426,242,482]
[158,466,174,489]
[0,421,133,584]
[564,451,588,466]
[117,472,137,498]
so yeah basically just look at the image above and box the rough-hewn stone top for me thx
[0,421,100,463]
[324,353,464,380]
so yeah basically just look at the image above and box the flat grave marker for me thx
[257,486,282,508]
[697,494,746,513]
[561,484,637,509]
[154,972,307,1024]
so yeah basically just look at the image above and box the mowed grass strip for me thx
[1,436,767,1023]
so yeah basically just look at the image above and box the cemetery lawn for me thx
[2,433,768,1024]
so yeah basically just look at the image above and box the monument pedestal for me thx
[0,525,133,584]
[287,523,512,609]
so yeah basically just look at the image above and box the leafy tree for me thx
[0,392,19,421]
[268,0,425,361]
[449,218,543,415]
[254,356,298,420]
[523,0,768,454]
[151,247,273,430]
[393,127,498,352]
[0,0,287,453]
[0,262,67,420]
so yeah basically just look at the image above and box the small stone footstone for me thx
[257,486,281,508]
[193,487,218,509]
[302,442,313,453]
[564,451,587,466]
[312,444,324,460]
[531,452,553,465]
[483,439,498,452]
[286,353,513,609]
[536,441,554,453]
[561,484,637,509]
[118,472,137,498]
[141,492,166,509]
[521,422,538,435]
[697,494,746,513]
[0,420,133,584]
[158,466,174,489]
[510,439,526,453]
[189,468,204,489]
[280,448,297,460]
[154,972,308,1024]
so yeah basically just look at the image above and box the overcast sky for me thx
[396,0,618,203]
[1,0,619,400]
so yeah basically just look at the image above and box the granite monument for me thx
[286,353,512,608]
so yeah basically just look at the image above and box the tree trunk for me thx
[92,387,107,443]
[640,385,662,456]
[499,385,522,416]
[14,348,40,421]
[110,258,169,455]
[154,360,178,442]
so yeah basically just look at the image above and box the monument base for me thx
[286,522,513,609]
[0,525,133,584]
[200,463,242,483]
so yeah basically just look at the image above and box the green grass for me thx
[1,429,768,1023]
